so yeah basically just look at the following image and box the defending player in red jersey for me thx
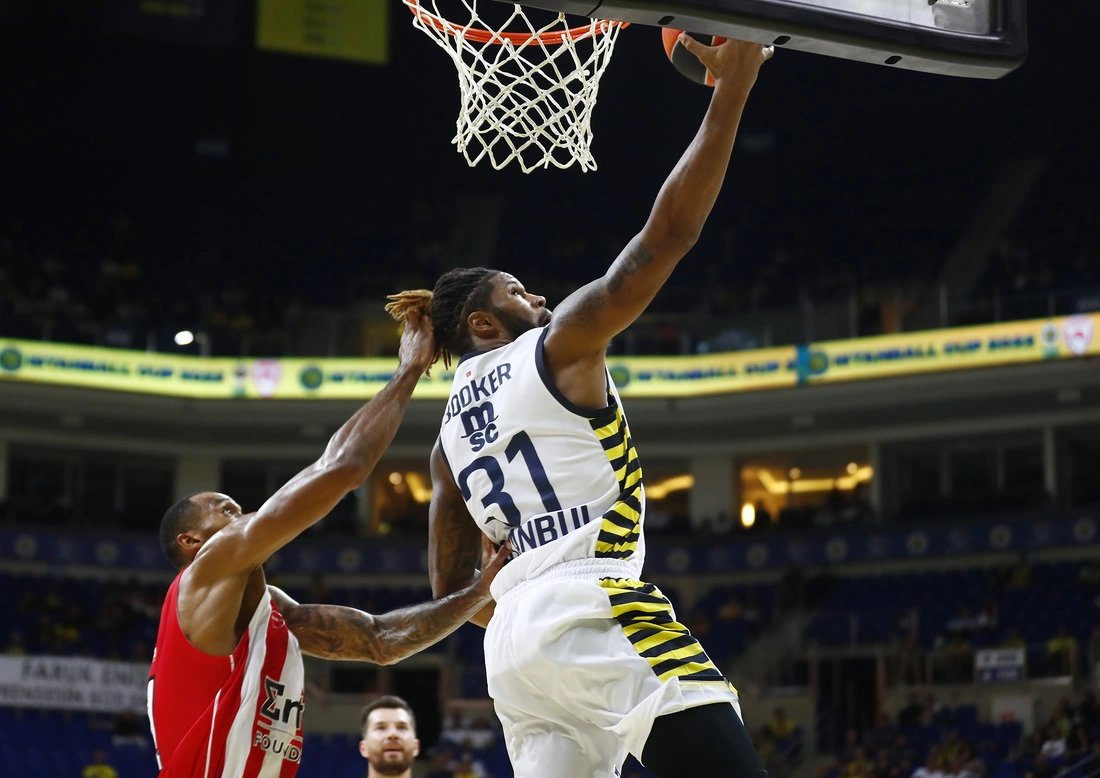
[148,313,510,778]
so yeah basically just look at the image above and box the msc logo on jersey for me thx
[461,401,499,452]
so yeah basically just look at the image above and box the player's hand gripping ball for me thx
[662,29,727,86]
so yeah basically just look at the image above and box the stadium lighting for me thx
[741,503,755,528]
[174,330,195,346]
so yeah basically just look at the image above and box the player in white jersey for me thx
[386,37,772,778]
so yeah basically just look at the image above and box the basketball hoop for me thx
[404,0,627,173]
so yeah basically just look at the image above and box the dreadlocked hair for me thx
[386,267,499,370]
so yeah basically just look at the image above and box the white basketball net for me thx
[404,0,625,172]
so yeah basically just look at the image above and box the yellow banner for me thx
[799,314,1098,386]
[0,313,1095,401]
[256,0,388,65]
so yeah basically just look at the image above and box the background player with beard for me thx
[358,696,420,778]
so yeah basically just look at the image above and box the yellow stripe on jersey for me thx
[600,578,737,694]
[590,397,643,560]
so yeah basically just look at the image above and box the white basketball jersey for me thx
[438,327,645,597]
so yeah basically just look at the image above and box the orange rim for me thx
[405,0,627,44]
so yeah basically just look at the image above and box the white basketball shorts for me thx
[485,558,741,778]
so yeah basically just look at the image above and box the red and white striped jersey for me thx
[148,571,305,778]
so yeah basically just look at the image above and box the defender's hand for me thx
[397,312,437,374]
[678,36,773,91]
[472,536,511,599]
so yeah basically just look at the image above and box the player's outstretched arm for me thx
[192,315,436,580]
[268,541,508,664]
[427,441,497,628]
[544,39,772,369]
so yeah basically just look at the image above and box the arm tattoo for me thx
[430,487,484,596]
[606,241,655,293]
[555,284,607,328]
[282,590,489,665]
[556,241,655,328]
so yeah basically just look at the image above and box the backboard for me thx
[504,0,1027,78]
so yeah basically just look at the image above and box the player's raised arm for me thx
[269,538,508,664]
[544,39,772,369]
[190,315,436,581]
[427,440,497,628]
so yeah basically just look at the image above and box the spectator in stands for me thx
[890,733,916,769]
[940,730,966,768]
[843,747,875,778]
[1016,733,1043,762]
[911,751,946,778]
[897,692,925,729]
[949,744,985,778]
[425,744,457,778]
[765,707,799,748]
[1004,553,1034,591]
[1064,725,1089,761]
[110,710,148,749]
[1039,724,1066,759]
[742,590,765,636]
[717,592,745,623]
[687,606,713,638]
[863,712,896,752]
[359,695,420,778]
[3,629,26,655]
[939,633,973,683]
[1027,752,1056,778]
[946,605,979,637]
[1047,697,1074,739]
[81,750,119,778]
[451,751,489,778]
[1046,626,1078,676]
[839,729,861,764]
[872,748,893,778]
[1077,689,1098,729]
[1001,628,1026,649]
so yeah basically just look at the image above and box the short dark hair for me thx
[360,695,417,736]
[159,494,203,568]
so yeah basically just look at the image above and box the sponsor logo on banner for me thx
[337,549,362,572]
[1040,322,1060,357]
[253,359,282,398]
[608,364,631,389]
[906,531,930,556]
[14,534,37,560]
[975,649,1026,683]
[989,525,1013,550]
[0,656,149,712]
[1073,518,1097,544]
[1063,316,1095,356]
[826,538,849,562]
[667,548,692,573]
[0,347,22,372]
[299,366,324,390]
[747,544,770,569]
[95,541,119,565]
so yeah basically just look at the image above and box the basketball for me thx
[662,28,727,87]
